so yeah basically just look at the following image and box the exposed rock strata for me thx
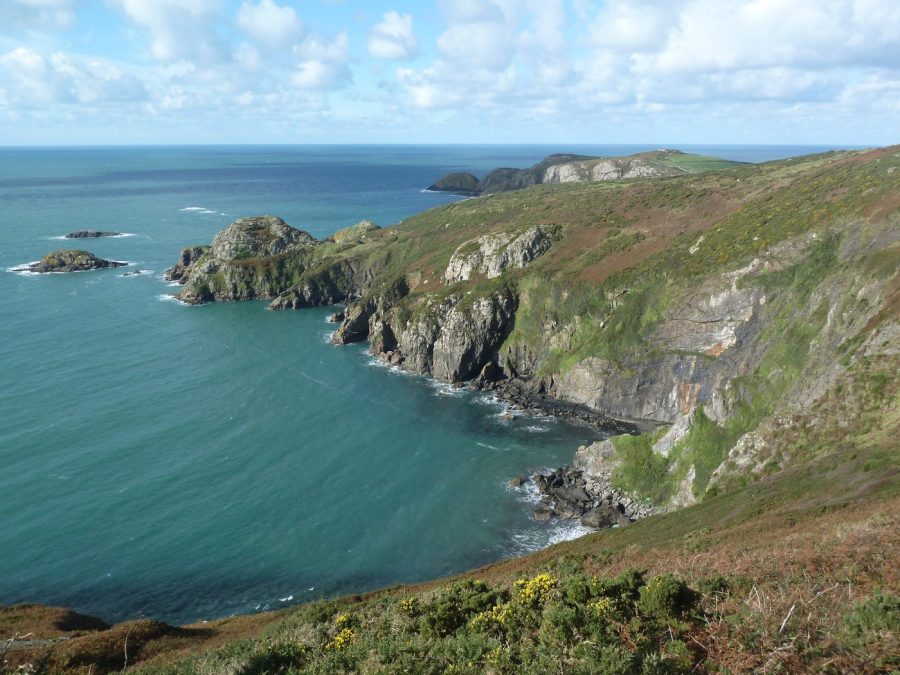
[18,250,126,273]
[444,226,554,284]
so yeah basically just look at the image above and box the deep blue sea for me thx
[0,144,849,624]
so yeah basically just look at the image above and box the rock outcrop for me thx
[166,216,320,305]
[64,230,122,239]
[542,153,685,184]
[209,215,314,260]
[331,220,380,245]
[444,226,554,284]
[18,250,126,273]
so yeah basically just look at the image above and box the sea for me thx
[0,144,850,624]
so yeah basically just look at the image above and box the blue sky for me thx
[0,0,898,145]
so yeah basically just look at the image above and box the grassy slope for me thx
[4,148,899,673]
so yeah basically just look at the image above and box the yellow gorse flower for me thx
[588,596,615,621]
[468,601,512,631]
[325,627,355,651]
[515,573,558,607]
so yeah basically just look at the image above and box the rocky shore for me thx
[514,465,655,530]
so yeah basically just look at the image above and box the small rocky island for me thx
[64,230,123,239]
[17,249,126,273]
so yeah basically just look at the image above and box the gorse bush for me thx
[158,570,703,674]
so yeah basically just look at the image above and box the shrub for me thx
[423,580,506,636]
[843,592,900,645]
[637,575,699,621]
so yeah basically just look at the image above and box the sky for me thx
[0,0,898,145]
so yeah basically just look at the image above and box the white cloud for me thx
[111,0,223,63]
[0,47,147,106]
[0,0,78,33]
[236,0,304,50]
[368,12,418,60]
[290,31,351,89]
[291,59,350,89]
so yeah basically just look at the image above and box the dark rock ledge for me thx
[64,230,122,239]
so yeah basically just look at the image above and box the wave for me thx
[179,206,206,212]
[524,425,549,433]
[475,441,500,451]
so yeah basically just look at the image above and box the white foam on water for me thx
[364,355,413,376]
[321,330,336,344]
[430,380,466,397]
[7,261,41,275]
[279,595,293,602]
[524,425,549,433]
[179,206,206,212]
[157,293,188,306]
[199,210,217,214]
[508,519,591,555]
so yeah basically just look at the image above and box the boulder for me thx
[532,505,552,522]
[580,505,627,530]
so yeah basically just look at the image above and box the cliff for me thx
[426,149,743,195]
[168,147,899,516]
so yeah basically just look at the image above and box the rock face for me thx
[64,230,122,239]
[165,245,210,282]
[335,288,518,383]
[20,250,126,273]
[427,172,480,195]
[444,226,554,284]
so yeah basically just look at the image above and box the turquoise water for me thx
[0,145,846,624]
